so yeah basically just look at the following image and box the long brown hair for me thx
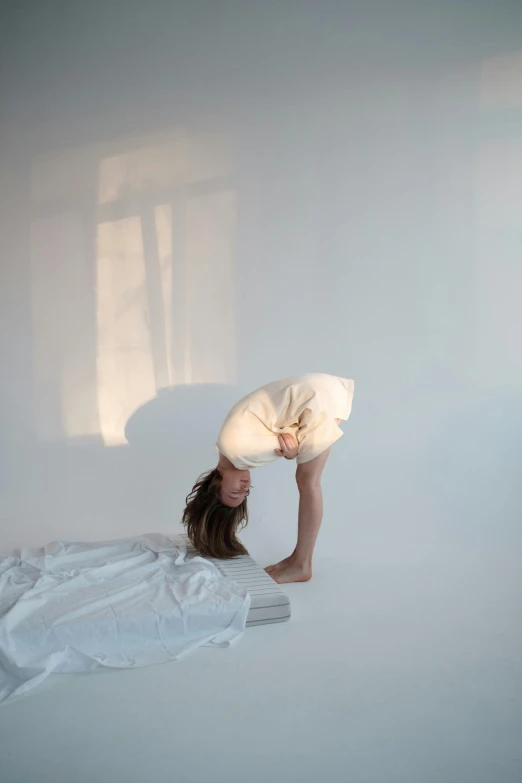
[182,469,249,559]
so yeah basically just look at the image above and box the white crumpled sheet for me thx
[0,534,250,703]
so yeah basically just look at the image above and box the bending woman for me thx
[182,373,354,584]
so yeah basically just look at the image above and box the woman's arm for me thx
[265,446,332,583]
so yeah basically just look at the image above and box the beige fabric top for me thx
[216,373,354,469]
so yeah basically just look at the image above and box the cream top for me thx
[216,373,354,469]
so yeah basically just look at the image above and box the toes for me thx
[265,559,293,574]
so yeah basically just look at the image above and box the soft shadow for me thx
[125,382,238,458]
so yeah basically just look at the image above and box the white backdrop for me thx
[1,4,522,783]
[1,0,521,567]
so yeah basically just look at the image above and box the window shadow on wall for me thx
[30,125,237,447]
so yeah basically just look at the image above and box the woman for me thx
[183,373,354,584]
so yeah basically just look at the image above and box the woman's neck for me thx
[217,453,235,471]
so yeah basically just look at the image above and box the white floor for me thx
[1,541,521,783]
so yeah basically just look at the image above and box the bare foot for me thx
[265,555,293,575]
[264,557,312,584]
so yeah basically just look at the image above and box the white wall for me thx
[1,0,521,567]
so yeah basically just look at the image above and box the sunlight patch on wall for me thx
[96,216,157,446]
[30,212,101,441]
[30,126,237,445]
[97,129,233,204]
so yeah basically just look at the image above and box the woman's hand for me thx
[275,433,299,460]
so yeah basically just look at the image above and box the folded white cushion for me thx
[182,537,291,626]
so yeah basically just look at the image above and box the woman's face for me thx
[219,469,251,508]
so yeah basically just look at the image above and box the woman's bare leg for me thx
[265,447,331,584]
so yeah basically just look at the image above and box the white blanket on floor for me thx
[0,534,250,703]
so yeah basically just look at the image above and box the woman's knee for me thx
[296,469,321,492]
